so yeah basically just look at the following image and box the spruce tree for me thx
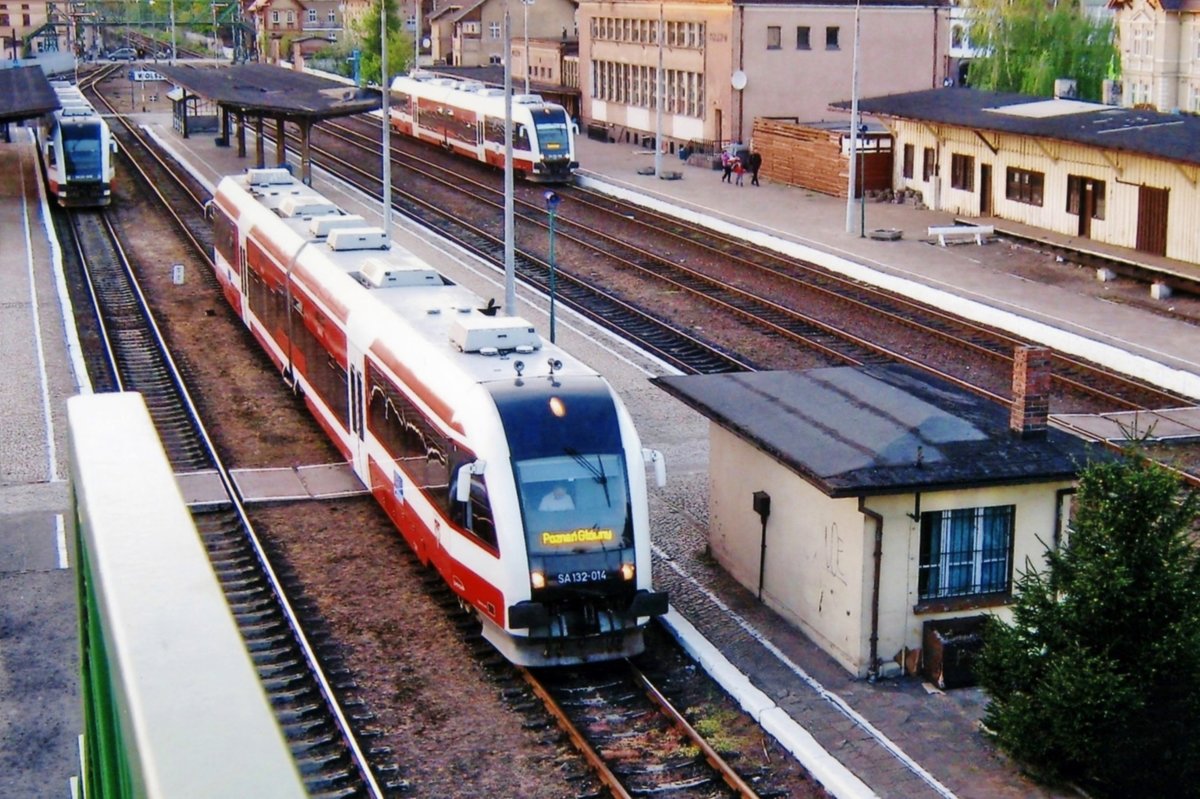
[976,453,1200,797]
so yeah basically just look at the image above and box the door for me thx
[346,360,367,480]
[1136,186,1169,256]
[1077,180,1095,238]
[979,164,992,216]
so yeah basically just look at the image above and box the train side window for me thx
[46,143,56,165]
[448,464,497,549]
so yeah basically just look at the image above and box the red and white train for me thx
[40,81,118,207]
[210,168,666,666]
[388,72,577,183]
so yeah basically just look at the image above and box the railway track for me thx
[525,661,779,799]
[308,115,1195,415]
[74,79,832,797]
[59,87,403,799]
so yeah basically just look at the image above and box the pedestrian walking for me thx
[720,150,732,183]
[749,150,762,186]
[733,156,745,186]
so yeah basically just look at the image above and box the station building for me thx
[656,348,1108,681]
[852,86,1200,262]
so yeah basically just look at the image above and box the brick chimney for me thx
[1010,346,1051,438]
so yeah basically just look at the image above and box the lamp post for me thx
[169,0,176,63]
[653,1,663,178]
[544,190,560,343]
[380,0,391,237]
[844,0,862,233]
[521,0,533,94]
[859,123,867,237]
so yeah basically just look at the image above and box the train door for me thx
[238,239,250,315]
[347,361,367,476]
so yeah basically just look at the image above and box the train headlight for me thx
[620,563,635,581]
[530,570,547,589]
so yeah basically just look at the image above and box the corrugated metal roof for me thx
[0,66,59,124]
[838,87,1200,166]
[655,365,1107,497]
[153,63,379,118]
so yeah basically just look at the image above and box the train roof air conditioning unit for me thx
[513,94,545,105]
[246,168,294,187]
[450,315,541,353]
[360,257,442,288]
[327,227,389,251]
[309,213,365,238]
[279,196,338,219]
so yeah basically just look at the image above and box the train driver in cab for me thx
[539,484,575,512]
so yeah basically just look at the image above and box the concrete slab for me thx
[230,462,368,503]
[1053,406,1200,442]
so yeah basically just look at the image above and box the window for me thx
[328,10,336,22]
[307,9,316,24]
[271,10,279,23]
[918,506,1014,601]
[286,10,294,24]
[826,26,839,49]
[489,21,500,39]
[1066,175,1106,219]
[767,25,781,50]
[902,143,914,179]
[950,153,974,191]
[796,26,810,50]
[1006,167,1044,206]
[922,147,935,181]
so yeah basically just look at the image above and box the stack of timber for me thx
[753,119,849,197]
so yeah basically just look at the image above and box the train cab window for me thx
[531,108,571,155]
[212,208,239,269]
[62,123,104,177]
[514,124,530,152]
[449,467,498,549]
[515,453,632,557]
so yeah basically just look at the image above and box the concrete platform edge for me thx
[660,609,878,799]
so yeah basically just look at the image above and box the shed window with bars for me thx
[1006,167,1044,206]
[950,153,974,191]
[918,505,1014,601]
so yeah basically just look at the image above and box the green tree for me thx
[965,0,1118,101]
[352,0,412,87]
[975,452,1200,797]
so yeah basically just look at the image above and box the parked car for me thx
[106,47,138,61]
[154,47,173,59]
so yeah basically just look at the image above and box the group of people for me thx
[720,149,762,186]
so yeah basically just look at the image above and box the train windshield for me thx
[62,123,103,179]
[492,377,633,556]
[531,107,570,156]
[515,453,631,556]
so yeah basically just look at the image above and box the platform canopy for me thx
[0,67,59,125]
[152,62,380,119]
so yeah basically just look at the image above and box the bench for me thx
[927,224,994,246]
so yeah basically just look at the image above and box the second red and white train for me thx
[210,168,666,666]
[388,72,577,183]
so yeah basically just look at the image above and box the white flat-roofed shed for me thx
[655,364,1110,680]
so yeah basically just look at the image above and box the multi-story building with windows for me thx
[577,0,950,153]
[1111,0,1200,112]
